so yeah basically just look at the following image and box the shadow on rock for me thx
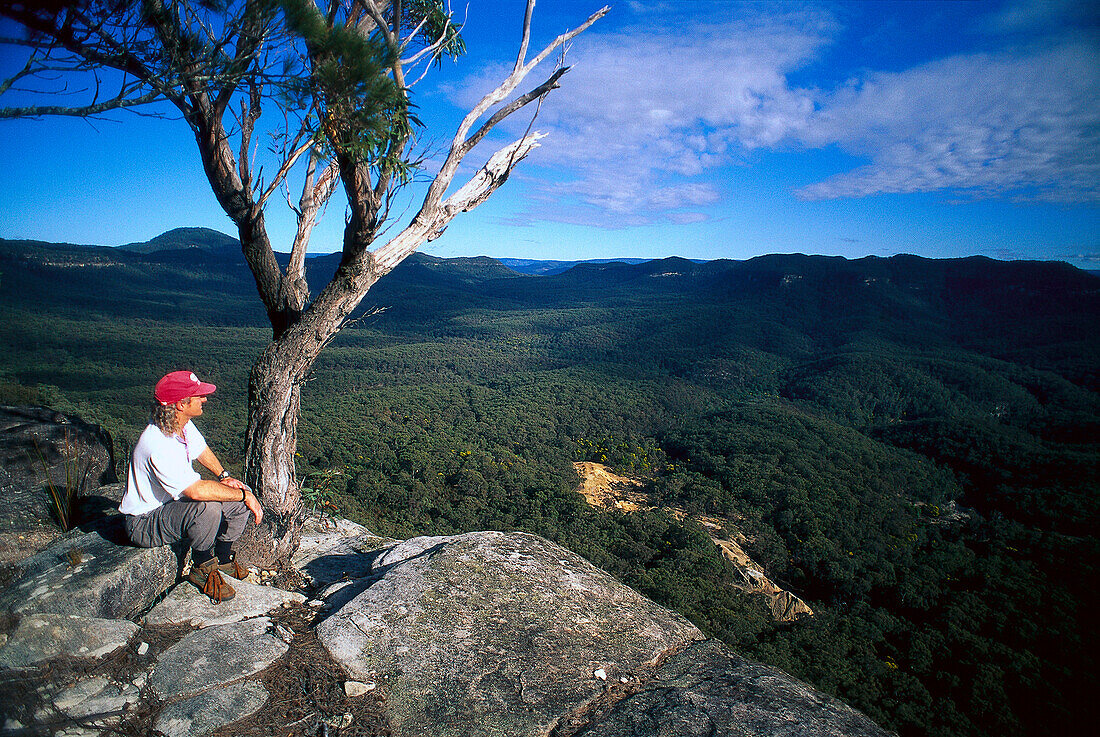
[313,543,448,621]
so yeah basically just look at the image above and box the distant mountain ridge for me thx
[499,256,651,276]
[20,228,1091,290]
[119,227,241,254]
[39,227,656,276]
[6,231,1092,391]
[7,229,1095,287]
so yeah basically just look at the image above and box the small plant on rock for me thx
[300,468,344,521]
[32,433,93,532]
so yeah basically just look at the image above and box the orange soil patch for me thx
[572,461,649,512]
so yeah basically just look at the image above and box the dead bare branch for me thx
[423,4,610,214]
[514,0,536,74]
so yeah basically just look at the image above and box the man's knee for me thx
[219,500,251,543]
[196,500,221,519]
[186,501,224,550]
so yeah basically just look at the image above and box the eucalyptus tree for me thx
[0,0,609,559]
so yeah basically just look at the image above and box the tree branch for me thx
[0,53,36,98]
[422,4,609,214]
[378,132,545,270]
[0,89,162,119]
[461,66,567,155]
[514,0,536,74]
[277,154,339,316]
[257,136,313,208]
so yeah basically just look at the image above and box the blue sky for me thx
[1,0,1098,267]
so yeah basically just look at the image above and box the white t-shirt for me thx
[119,421,209,516]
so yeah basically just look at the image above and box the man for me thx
[119,370,263,603]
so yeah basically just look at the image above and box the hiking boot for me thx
[188,557,235,603]
[218,555,249,580]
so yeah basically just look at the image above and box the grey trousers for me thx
[124,499,250,554]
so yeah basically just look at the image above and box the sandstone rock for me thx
[317,531,704,737]
[0,613,139,669]
[575,639,894,737]
[37,674,141,726]
[150,617,288,700]
[0,521,176,619]
[0,406,116,532]
[143,574,305,628]
[299,513,375,542]
[153,680,269,737]
[0,515,892,737]
[75,481,126,529]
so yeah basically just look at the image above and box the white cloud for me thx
[796,42,1100,202]
[534,8,832,154]
[447,4,835,226]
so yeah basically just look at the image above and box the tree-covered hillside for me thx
[1,238,1096,737]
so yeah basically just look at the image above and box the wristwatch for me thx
[218,470,232,481]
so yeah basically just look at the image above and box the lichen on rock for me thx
[317,530,705,737]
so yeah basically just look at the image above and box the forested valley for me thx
[2,234,1097,737]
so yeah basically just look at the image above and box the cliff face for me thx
[0,512,893,737]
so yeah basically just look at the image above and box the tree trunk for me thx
[237,337,314,566]
[235,253,387,566]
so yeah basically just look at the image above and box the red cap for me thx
[155,371,217,405]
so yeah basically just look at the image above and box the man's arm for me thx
[185,451,264,525]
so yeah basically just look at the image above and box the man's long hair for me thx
[151,401,179,436]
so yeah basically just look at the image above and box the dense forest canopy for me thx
[1,235,1097,737]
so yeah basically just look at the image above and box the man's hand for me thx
[219,475,247,491]
[221,475,261,524]
[243,487,264,525]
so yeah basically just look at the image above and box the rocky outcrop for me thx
[144,574,305,628]
[573,640,888,737]
[316,531,705,737]
[0,518,176,620]
[36,673,143,732]
[0,516,893,737]
[153,681,270,737]
[0,406,115,532]
[149,616,289,700]
[292,514,396,588]
[0,613,139,669]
